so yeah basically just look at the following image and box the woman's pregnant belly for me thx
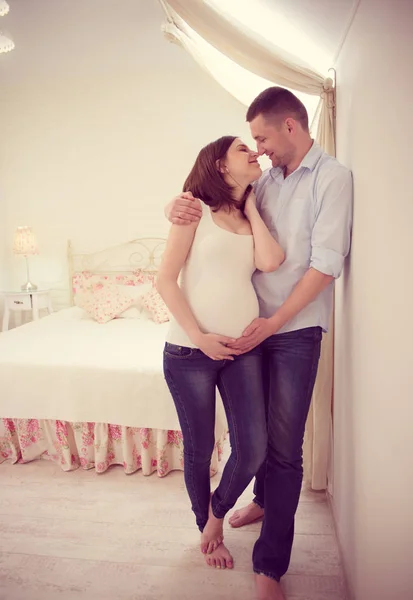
[187,282,259,339]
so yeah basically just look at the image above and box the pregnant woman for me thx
[157,136,284,569]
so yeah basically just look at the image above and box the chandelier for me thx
[0,0,14,54]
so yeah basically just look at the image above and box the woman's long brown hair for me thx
[183,136,251,212]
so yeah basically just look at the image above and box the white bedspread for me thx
[0,308,227,433]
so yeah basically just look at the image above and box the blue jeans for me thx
[163,342,267,532]
[252,327,323,581]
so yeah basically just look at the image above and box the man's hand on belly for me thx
[228,318,276,353]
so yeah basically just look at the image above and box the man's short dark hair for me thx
[246,86,309,132]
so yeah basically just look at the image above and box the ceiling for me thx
[0,0,358,83]
[218,0,358,73]
[260,0,357,59]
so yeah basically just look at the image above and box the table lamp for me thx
[13,226,39,291]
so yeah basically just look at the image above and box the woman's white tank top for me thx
[166,202,259,348]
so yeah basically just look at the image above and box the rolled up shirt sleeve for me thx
[310,167,353,279]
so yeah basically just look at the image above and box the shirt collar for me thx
[270,140,322,180]
[300,140,322,171]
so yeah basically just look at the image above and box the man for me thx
[165,87,353,600]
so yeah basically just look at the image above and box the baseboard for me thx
[327,491,355,600]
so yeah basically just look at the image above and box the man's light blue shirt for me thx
[253,142,353,334]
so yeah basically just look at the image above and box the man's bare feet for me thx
[205,542,234,569]
[228,501,264,528]
[255,574,285,600]
[201,497,224,554]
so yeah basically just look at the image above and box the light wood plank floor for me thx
[0,453,347,600]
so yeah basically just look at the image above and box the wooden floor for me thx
[0,454,347,600]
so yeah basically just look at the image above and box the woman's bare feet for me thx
[255,574,285,600]
[228,502,264,528]
[205,542,234,569]
[201,497,224,554]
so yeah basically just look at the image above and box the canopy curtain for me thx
[159,0,336,490]
[160,0,335,154]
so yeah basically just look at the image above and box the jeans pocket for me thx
[299,326,322,341]
[164,343,193,359]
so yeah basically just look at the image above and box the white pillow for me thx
[117,306,147,320]
[116,283,152,319]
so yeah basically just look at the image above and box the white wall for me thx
[0,202,6,318]
[333,1,413,598]
[0,0,250,308]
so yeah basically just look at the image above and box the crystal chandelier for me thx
[0,0,14,54]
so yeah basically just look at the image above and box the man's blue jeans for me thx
[252,327,323,581]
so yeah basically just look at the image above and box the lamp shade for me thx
[0,1,10,17]
[13,226,39,256]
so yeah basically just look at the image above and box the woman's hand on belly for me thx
[193,332,240,361]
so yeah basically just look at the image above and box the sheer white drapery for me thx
[160,0,336,489]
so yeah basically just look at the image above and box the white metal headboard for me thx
[67,237,166,306]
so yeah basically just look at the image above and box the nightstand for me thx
[1,290,53,332]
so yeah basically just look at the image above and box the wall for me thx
[333,0,413,598]
[0,0,250,309]
[0,201,6,318]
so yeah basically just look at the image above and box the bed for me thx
[0,238,227,476]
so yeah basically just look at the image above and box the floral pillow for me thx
[77,281,138,324]
[132,269,156,286]
[72,269,155,296]
[141,288,169,324]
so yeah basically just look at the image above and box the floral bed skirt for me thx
[0,418,226,477]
